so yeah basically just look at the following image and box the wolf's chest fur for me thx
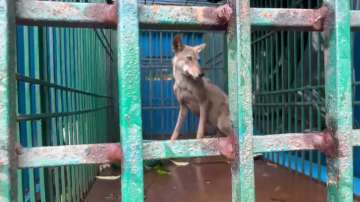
[173,73,208,115]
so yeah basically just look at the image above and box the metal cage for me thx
[1,0,360,201]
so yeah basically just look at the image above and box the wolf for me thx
[170,35,235,160]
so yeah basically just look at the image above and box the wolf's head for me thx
[172,35,206,80]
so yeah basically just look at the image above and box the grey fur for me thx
[170,35,234,141]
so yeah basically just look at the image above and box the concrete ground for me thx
[85,158,360,202]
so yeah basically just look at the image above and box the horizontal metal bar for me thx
[16,74,111,99]
[253,133,327,153]
[16,1,228,30]
[351,10,360,31]
[18,132,345,168]
[353,129,360,146]
[15,1,346,31]
[143,138,220,160]
[18,144,117,168]
[17,106,110,121]
[250,7,327,31]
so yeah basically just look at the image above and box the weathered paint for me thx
[117,0,144,201]
[139,4,231,30]
[251,5,330,31]
[323,0,354,201]
[16,1,230,30]
[16,0,117,28]
[17,144,121,168]
[253,132,335,154]
[353,129,360,146]
[16,133,343,168]
[351,10,360,31]
[0,0,17,201]
[227,0,255,201]
[17,1,360,32]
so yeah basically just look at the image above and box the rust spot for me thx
[305,129,337,158]
[216,135,236,160]
[215,4,233,24]
[202,4,233,25]
[312,4,330,31]
[106,144,123,163]
[260,12,272,19]
[15,143,23,155]
[84,3,117,26]
[85,144,122,164]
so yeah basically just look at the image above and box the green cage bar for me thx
[117,0,144,202]
[0,0,17,201]
[324,0,354,201]
[1,0,360,202]
[227,0,255,201]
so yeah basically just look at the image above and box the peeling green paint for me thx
[3,0,360,201]
[0,0,17,201]
[227,0,255,201]
[117,0,144,201]
[17,1,360,32]
[323,0,354,201]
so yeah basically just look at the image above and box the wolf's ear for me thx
[173,35,184,53]
[194,43,206,54]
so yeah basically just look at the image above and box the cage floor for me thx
[85,158,360,202]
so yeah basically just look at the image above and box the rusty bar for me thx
[15,0,228,30]
[17,133,339,168]
[229,0,256,201]
[251,6,329,31]
[143,139,222,160]
[351,10,360,31]
[323,0,353,201]
[353,129,360,146]
[15,0,117,29]
[16,0,359,31]
[0,0,17,201]
[253,132,334,153]
[17,144,120,168]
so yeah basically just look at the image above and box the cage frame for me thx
[1,0,360,201]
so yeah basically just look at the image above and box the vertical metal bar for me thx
[23,25,36,202]
[117,0,144,201]
[228,0,255,201]
[57,26,66,202]
[33,25,46,202]
[287,0,292,168]
[316,0,322,180]
[300,30,305,174]
[77,27,84,200]
[306,0,314,179]
[69,27,76,202]
[280,13,286,165]
[293,28,299,173]
[64,27,72,202]
[0,0,17,201]
[323,0,354,201]
[49,26,60,202]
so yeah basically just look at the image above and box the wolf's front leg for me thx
[196,104,208,139]
[170,104,188,141]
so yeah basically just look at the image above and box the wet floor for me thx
[85,158,360,202]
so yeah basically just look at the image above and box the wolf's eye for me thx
[186,56,193,61]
